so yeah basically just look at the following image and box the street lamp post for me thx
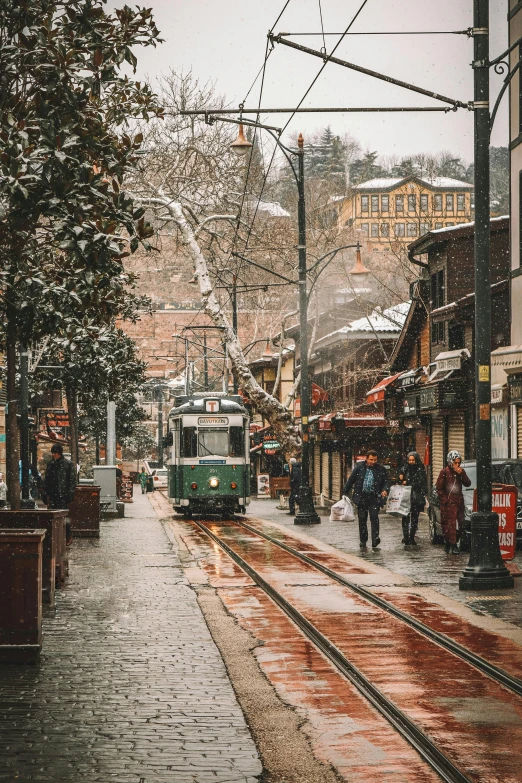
[459,0,513,590]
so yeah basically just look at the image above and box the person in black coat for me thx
[343,450,388,549]
[398,451,428,546]
[287,457,302,515]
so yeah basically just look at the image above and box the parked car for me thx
[428,459,522,551]
[150,468,168,490]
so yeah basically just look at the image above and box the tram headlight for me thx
[209,477,219,488]
[230,482,237,489]
[191,482,198,490]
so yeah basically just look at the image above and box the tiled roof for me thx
[352,176,473,191]
[315,302,409,345]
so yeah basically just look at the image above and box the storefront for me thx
[491,384,509,459]
[508,374,522,458]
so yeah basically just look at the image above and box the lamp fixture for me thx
[230,123,253,156]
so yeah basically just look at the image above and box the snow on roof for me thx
[316,302,410,345]
[249,198,290,218]
[353,176,473,191]
[430,215,509,235]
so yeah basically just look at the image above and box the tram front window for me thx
[198,429,229,457]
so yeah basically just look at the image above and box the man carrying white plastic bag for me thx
[330,495,355,522]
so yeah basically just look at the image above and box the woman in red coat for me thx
[436,450,471,554]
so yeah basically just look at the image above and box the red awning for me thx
[340,414,387,428]
[365,373,402,404]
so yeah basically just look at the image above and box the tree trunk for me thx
[66,384,79,469]
[5,304,20,509]
[165,198,301,452]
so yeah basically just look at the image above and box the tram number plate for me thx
[198,417,228,425]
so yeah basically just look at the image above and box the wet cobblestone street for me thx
[0,494,261,783]
[249,499,522,627]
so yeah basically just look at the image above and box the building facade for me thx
[335,176,474,247]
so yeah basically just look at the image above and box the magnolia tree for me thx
[0,0,162,504]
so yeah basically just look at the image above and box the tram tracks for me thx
[191,516,522,783]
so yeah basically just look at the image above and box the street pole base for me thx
[459,511,515,591]
[294,485,321,525]
[294,510,321,525]
[459,569,514,590]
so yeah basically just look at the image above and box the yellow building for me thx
[336,176,473,246]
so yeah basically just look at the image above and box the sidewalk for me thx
[0,492,261,783]
[249,497,522,628]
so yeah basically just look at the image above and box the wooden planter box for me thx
[68,485,101,538]
[0,529,46,663]
[0,510,68,605]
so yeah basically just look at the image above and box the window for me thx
[395,222,405,237]
[361,195,369,212]
[431,321,445,345]
[381,222,389,236]
[371,223,379,237]
[381,195,389,212]
[395,195,404,212]
[361,223,369,236]
[230,426,244,457]
[420,194,428,212]
[198,428,229,457]
[408,195,416,212]
[371,195,379,213]
[420,222,430,234]
[446,194,454,212]
[406,223,417,237]
[435,222,443,229]
[433,194,443,211]
[446,222,454,227]
[182,426,197,458]
[449,322,465,350]
[431,269,445,309]
[457,194,465,212]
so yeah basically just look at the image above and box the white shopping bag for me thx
[386,485,412,516]
[330,495,355,522]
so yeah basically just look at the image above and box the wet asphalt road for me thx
[248,498,522,628]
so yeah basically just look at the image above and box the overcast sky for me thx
[114,0,508,167]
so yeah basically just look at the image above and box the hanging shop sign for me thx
[491,386,505,405]
[262,440,281,451]
[508,374,522,404]
[419,387,437,411]
[435,354,463,373]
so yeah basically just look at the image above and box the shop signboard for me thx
[420,387,437,411]
[509,375,522,404]
[257,473,270,498]
[403,394,418,416]
[473,485,517,560]
[435,355,462,373]
[491,407,509,459]
[400,372,417,388]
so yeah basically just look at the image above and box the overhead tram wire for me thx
[236,0,372,255]
[273,29,471,36]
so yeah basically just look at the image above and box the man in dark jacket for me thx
[287,457,302,515]
[343,450,388,549]
[44,443,77,544]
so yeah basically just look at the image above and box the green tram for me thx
[167,393,250,518]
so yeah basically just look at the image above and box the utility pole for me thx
[203,331,209,391]
[459,0,513,589]
[294,134,320,525]
[232,275,238,393]
[157,385,164,468]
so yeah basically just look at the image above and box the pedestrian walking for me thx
[343,450,388,549]
[43,443,77,545]
[139,468,148,494]
[0,473,7,508]
[287,457,302,515]
[435,450,471,554]
[398,451,428,546]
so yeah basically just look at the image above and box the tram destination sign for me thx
[198,417,228,425]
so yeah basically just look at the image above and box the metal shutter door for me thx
[431,418,444,481]
[321,451,329,498]
[331,452,341,500]
[448,413,466,459]
[518,408,522,459]
[313,445,321,495]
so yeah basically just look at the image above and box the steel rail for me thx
[235,519,522,698]
[193,518,473,783]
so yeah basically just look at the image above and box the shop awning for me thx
[318,411,337,431]
[365,373,402,403]
[340,414,387,427]
[428,349,470,381]
[250,443,263,453]
[491,345,522,373]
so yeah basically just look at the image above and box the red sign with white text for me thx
[473,484,517,560]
